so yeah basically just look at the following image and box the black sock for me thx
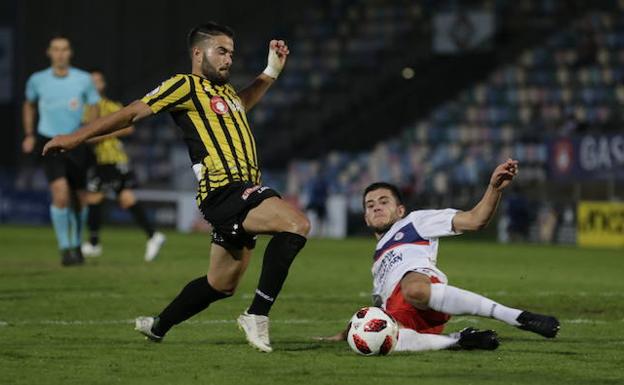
[87,204,102,245]
[152,276,230,336]
[127,203,155,238]
[247,232,307,316]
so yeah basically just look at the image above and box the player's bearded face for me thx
[364,190,405,234]
[201,37,233,85]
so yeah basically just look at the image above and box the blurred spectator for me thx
[305,168,329,237]
[505,187,531,241]
[536,203,558,243]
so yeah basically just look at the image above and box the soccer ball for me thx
[347,306,399,356]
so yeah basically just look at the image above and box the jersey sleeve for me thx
[408,209,461,239]
[84,77,101,105]
[141,75,190,114]
[25,74,38,102]
[111,101,123,113]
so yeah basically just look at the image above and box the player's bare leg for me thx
[235,197,309,352]
[50,177,71,208]
[117,189,164,261]
[400,272,560,338]
[207,243,252,294]
[136,244,250,341]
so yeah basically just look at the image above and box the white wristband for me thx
[263,65,280,79]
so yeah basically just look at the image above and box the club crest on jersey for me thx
[210,96,229,115]
[68,98,80,111]
[394,232,404,241]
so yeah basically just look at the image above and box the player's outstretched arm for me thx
[314,326,348,342]
[238,40,289,111]
[42,101,152,155]
[87,125,135,144]
[452,159,519,232]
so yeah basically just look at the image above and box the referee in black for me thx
[44,22,310,352]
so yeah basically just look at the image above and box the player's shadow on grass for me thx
[211,339,324,351]
[276,341,324,352]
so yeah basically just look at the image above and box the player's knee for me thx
[86,193,103,205]
[402,282,430,307]
[51,196,70,208]
[285,214,311,237]
[119,197,134,209]
[118,190,136,209]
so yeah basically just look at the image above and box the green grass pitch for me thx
[0,225,622,385]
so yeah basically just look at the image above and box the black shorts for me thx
[87,163,138,195]
[198,182,280,250]
[36,134,92,189]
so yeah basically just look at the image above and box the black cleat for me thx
[516,311,560,338]
[61,248,84,266]
[72,247,85,264]
[458,327,500,350]
[61,249,76,266]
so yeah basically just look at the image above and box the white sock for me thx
[395,328,459,352]
[428,283,522,326]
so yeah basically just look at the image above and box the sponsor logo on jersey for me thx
[210,96,229,115]
[373,249,403,290]
[226,98,244,112]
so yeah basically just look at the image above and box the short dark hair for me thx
[49,35,71,47]
[187,22,235,51]
[363,182,404,207]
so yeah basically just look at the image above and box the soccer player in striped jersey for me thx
[81,70,165,261]
[322,160,560,351]
[43,22,309,352]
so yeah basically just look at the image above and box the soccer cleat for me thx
[237,311,273,352]
[144,232,166,262]
[61,248,83,266]
[81,242,102,258]
[134,316,163,342]
[457,327,500,350]
[516,311,560,338]
[73,247,85,264]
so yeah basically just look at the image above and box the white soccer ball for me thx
[347,306,399,356]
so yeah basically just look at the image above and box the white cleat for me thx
[81,242,102,258]
[144,232,166,262]
[134,316,163,342]
[237,311,273,352]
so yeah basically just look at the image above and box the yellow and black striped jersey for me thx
[140,74,260,199]
[92,98,129,165]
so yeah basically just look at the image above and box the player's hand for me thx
[263,39,290,79]
[42,134,81,155]
[489,158,519,191]
[22,135,36,154]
